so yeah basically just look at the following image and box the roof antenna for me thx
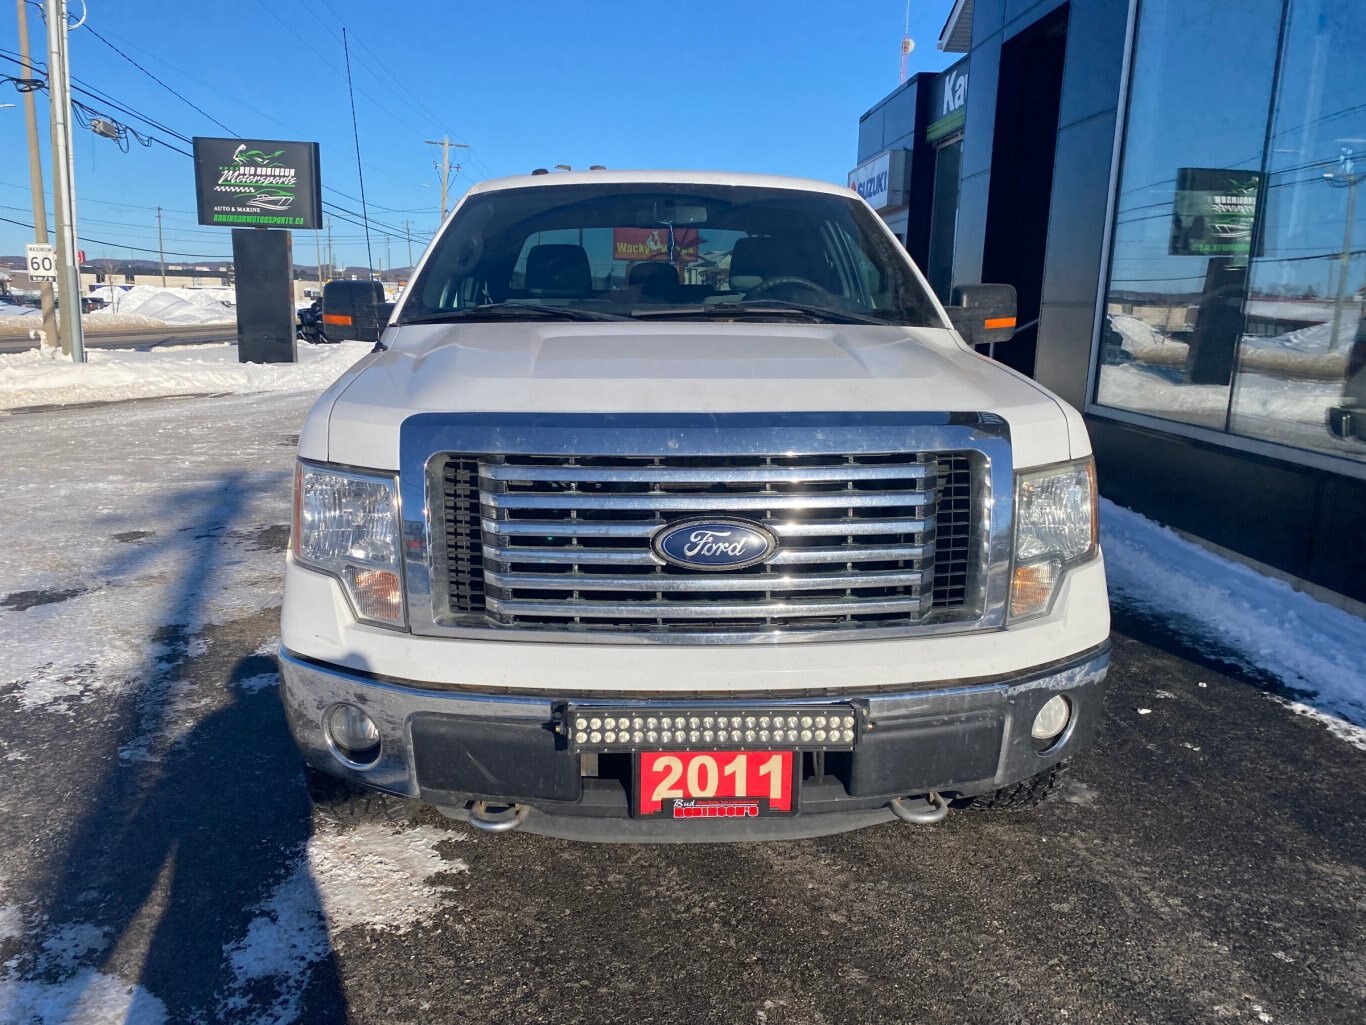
[900,1,915,83]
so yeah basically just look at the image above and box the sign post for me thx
[192,137,323,363]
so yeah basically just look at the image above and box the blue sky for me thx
[1,0,956,268]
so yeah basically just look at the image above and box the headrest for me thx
[525,244,591,295]
[728,236,792,291]
[627,261,680,290]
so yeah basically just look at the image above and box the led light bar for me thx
[564,706,860,752]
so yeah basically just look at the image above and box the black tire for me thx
[304,764,416,826]
[960,761,1069,812]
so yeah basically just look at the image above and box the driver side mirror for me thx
[947,284,1017,346]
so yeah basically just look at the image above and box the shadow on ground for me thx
[8,475,347,1022]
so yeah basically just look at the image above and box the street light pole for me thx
[45,0,84,363]
[15,0,58,350]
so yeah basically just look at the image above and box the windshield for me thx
[398,182,944,327]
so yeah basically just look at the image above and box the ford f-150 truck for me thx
[281,170,1110,840]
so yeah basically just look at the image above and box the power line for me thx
[83,23,237,135]
[0,212,232,258]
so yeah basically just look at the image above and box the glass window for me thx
[1096,0,1366,465]
[926,137,963,302]
[401,182,943,328]
[1229,0,1366,460]
[1095,0,1281,431]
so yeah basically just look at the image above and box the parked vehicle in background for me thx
[297,298,323,344]
[320,279,387,344]
[282,170,1110,841]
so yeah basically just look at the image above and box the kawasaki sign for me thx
[192,137,323,229]
[848,150,907,212]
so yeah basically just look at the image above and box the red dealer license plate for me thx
[637,750,796,818]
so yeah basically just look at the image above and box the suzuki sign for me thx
[848,150,907,212]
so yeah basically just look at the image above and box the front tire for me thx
[304,765,416,825]
[960,761,1069,812]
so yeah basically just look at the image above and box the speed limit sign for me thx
[25,243,57,282]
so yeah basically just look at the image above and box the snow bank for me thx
[86,285,236,328]
[0,341,371,411]
[0,287,238,334]
[1102,499,1366,748]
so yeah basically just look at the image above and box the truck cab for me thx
[281,170,1110,840]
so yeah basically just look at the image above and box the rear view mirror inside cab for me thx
[650,201,708,226]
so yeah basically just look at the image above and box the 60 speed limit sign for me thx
[25,243,58,282]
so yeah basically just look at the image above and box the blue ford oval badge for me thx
[652,517,779,572]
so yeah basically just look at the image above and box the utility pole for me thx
[45,0,84,363]
[314,229,323,296]
[1324,147,1363,354]
[16,0,58,350]
[156,206,166,286]
[326,216,334,279]
[403,219,414,273]
[424,136,469,221]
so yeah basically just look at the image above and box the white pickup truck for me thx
[282,170,1110,840]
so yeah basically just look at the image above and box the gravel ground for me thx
[1,609,1360,1024]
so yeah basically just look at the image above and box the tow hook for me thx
[467,801,530,833]
[888,791,950,825]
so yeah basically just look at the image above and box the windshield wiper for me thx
[404,302,631,324]
[630,300,891,326]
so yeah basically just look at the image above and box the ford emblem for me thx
[652,517,779,572]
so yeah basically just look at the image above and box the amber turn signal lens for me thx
[322,313,353,326]
[1010,559,1060,619]
[984,316,1016,330]
[344,567,403,624]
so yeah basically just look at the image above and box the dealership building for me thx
[853,0,1366,612]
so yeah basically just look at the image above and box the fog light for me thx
[325,703,381,766]
[1031,695,1072,741]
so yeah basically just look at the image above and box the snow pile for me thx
[0,341,371,411]
[220,821,464,1024]
[1102,499,1366,748]
[0,287,241,334]
[86,285,236,328]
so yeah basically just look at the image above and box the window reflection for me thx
[1097,0,1366,464]
[1230,0,1366,458]
[1096,0,1280,431]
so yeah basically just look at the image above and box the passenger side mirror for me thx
[948,284,1017,347]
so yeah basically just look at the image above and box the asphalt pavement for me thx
[0,397,1362,1025]
[0,321,236,354]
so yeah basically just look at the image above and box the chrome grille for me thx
[436,451,983,636]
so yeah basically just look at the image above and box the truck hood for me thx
[306,322,1081,470]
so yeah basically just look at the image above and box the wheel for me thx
[960,761,1069,812]
[304,764,416,825]
[741,275,832,301]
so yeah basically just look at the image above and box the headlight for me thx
[1010,458,1097,621]
[292,462,405,626]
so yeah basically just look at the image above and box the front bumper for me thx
[280,642,1111,840]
